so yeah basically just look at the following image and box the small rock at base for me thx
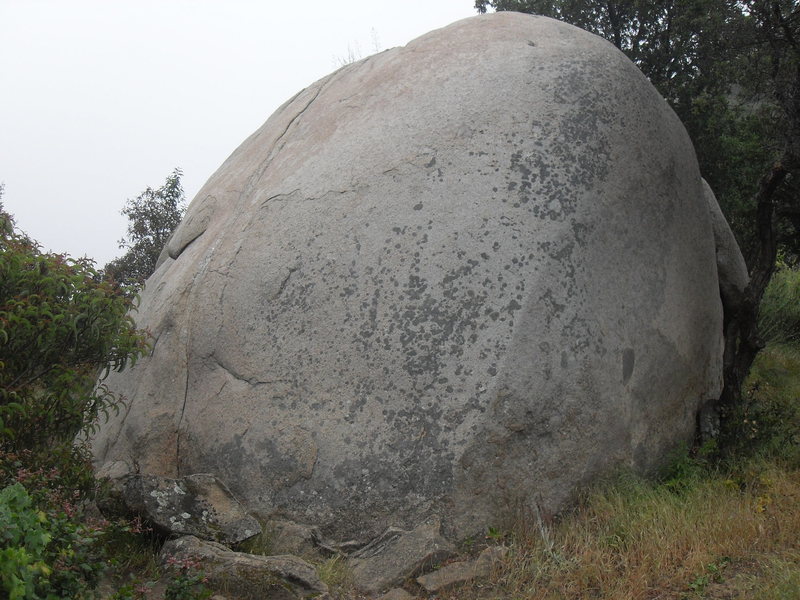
[267,519,324,558]
[416,545,508,593]
[349,520,454,594]
[474,544,509,572]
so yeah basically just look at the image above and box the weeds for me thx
[758,266,800,344]
[721,343,800,466]
[162,557,212,600]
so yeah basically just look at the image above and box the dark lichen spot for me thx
[622,348,635,384]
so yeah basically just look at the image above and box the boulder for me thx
[118,473,261,545]
[160,535,328,600]
[698,179,749,441]
[91,12,728,544]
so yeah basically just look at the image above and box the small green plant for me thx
[486,526,507,541]
[459,534,477,553]
[108,580,154,600]
[659,445,709,493]
[235,522,274,556]
[163,556,212,600]
[685,558,730,597]
[0,482,109,599]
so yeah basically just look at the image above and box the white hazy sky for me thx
[1,1,478,266]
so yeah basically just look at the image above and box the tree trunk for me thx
[718,160,787,416]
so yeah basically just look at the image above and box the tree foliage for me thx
[104,168,186,288]
[477,0,744,97]
[0,197,148,453]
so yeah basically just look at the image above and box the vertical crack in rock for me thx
[174,281,200,478]
[176,356,190,477]
[272,86,326,155]
[149,334,161,357]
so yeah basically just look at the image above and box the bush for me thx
[0,482,108,599]
[0,483,52,599]
[0,445,161,599]
[0,199,150,598]
[163,557,212,600]
[0,203,148,453]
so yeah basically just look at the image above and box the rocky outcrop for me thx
[348,521,455,594]
[92,12,730,545]
[160,536,328,600]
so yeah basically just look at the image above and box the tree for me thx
[0,196,148,453]
[104,168,186,288]
[474,1,800,425]
[717,1,800,420]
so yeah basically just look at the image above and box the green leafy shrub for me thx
[0,447,160,599]
[0,483,51,599]
[0,482,108,599]
[0,200,151,598]
[0,202,148,453]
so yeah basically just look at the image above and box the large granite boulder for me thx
[91,12,729,543]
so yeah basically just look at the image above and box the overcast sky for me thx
[1,1,477,266]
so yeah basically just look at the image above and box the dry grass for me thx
[434,465,800,600]
[315,554,368,600]
[740,551,800,599]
